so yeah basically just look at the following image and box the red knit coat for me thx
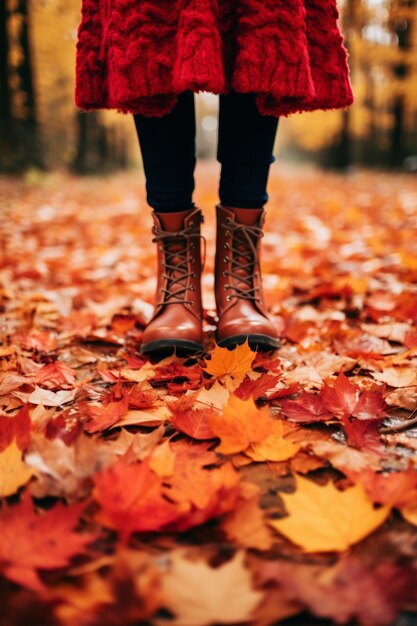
[75,0,355,118]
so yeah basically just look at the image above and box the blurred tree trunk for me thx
[17,0,43,168]
[389,0,414,168]
[0,0,11,125]
[16,0,37,124]
[0,0,14,168]
[72,112,130,173]
[0,0,43,171]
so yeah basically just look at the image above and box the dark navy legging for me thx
[133,90,279,212]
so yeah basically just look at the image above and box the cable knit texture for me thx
[75,0,354,117]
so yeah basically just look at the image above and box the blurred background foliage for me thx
[0,0,417,173]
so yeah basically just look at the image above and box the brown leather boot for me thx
[214,203,281,351]
[140,206,206,358]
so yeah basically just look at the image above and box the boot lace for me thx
[152,221,206,307]
[222,218,263,303]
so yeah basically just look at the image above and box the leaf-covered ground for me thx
[1,163,417,626]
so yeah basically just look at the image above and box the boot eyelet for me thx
[189,221,194,226]
[190,286,195,291]
[226,295,231,302]
[225,218,231,225]
[223,284,230,291]
[192,272,197,277]
[223,256,229,262]
[190,301,195,307]
[222,271,227,277]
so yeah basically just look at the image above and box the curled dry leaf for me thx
[25,386,78,407]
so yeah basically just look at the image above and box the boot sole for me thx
[140,339,204,359]
[216,334,281,352]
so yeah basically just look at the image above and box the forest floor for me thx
[0,162,417,626]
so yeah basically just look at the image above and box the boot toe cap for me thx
[217,307,279,342]
[141,306,203,346]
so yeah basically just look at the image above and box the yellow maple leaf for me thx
[0,440,36,497]
[202,338,256,381]
[269,474,390,552]
[207,395,273,455]
[244,420,301,462]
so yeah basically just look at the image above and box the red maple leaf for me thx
[351,388,390,420]
[321,370,360,419]
[257,557,416,626]
[154,362,202,384]
[83,395,130,433]
[0,491,95,591]
[45,408,82,446]
[345,465,417,507]
[279,391,334,423]
[342,416,383,455]
[234,373,282,401]
[169,407,216,440]
[267,381,302,400]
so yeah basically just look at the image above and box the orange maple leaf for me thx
[207,395,273,455]
[244,420,301,463]
[202,338,256,381]
[83,396,130,433]
[93,457,181,540]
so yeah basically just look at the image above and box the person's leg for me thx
[133,90,196,212]
[217,90,279,208]
[133,91,204,359]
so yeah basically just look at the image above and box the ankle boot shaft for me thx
[151,206,205,322]
[214,203,280,351]
[214,203,267,317]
